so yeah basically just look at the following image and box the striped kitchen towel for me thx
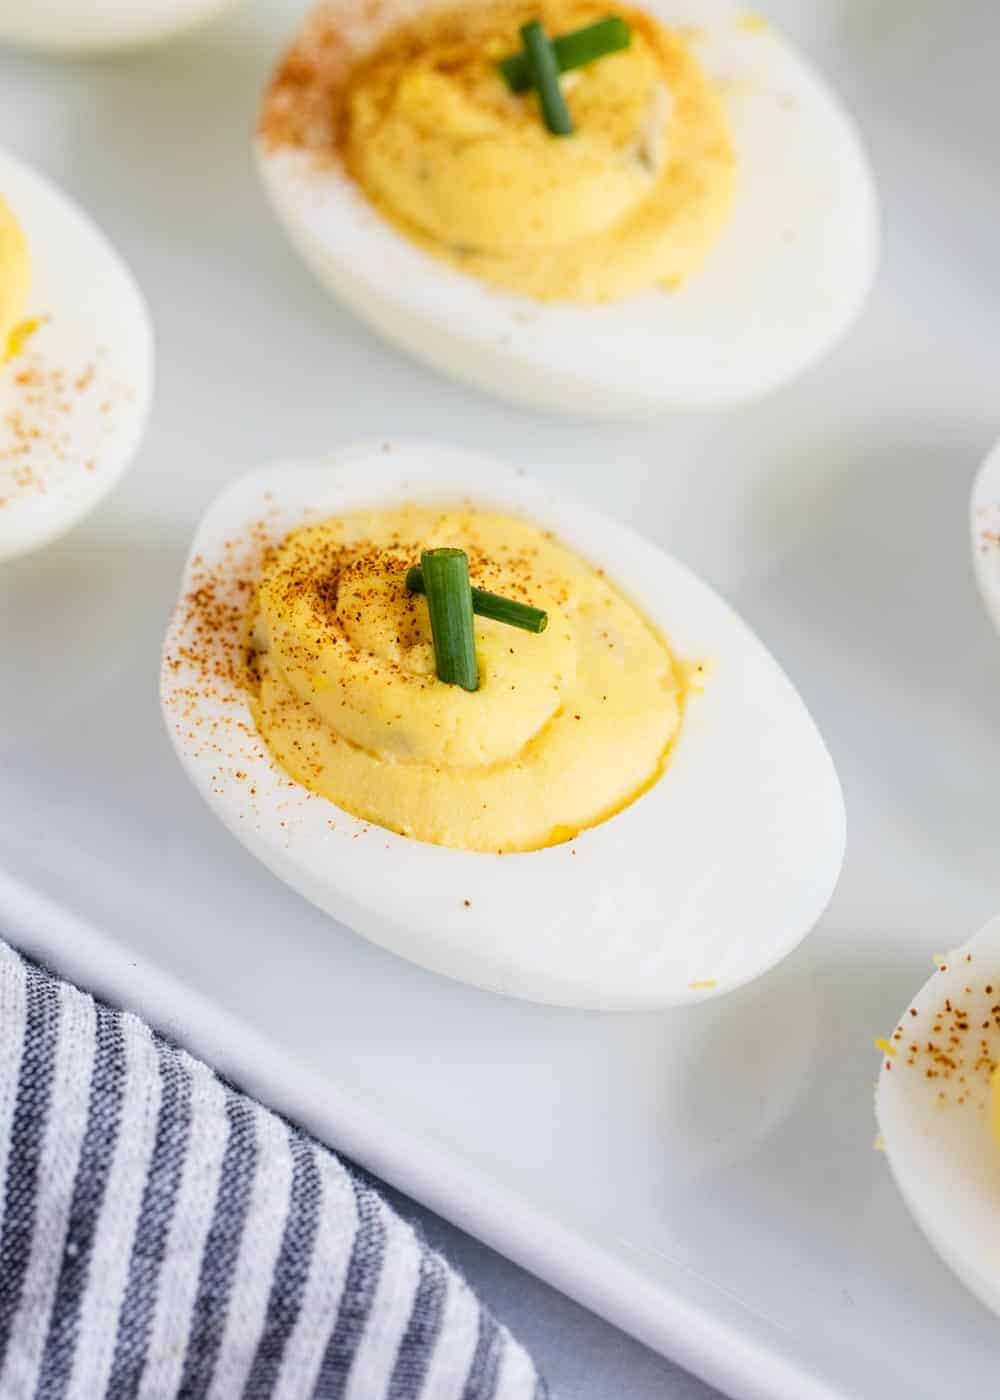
[0,940,548,1399]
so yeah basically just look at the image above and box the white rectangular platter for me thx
[3,1,1000,1395]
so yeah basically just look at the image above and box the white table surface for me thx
[2,0,999,1395]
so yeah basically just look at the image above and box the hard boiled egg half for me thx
[0,0,240,52]
[160,439,845,1008]
[876,915,1000,1319]
[256,0,877,416]
[0,146,153,562]
[971,437,1000,634]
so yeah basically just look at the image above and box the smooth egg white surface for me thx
[0,146,153,562]
[971,437,1000,634]
[0,0,240,51]
[876,915,1000,1321]
[160,440,845,1008]
[257,0,878,417]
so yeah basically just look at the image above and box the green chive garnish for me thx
[519,20,574,136]
[420,549,479,691]
[406,566,548,634]
[499,15,631,93]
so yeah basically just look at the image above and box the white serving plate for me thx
[3,1,1000,1396]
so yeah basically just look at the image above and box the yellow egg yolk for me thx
[261,0,736,304]
[246,506,687,852]
[0,196,32,362]
[340,2,735,302]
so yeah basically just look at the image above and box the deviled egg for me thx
[0,146,153,562]
[0,0,240,52]
[876,915,1000,1319]
[971,437,1000,633]
[160,440,845,1008]
[257,0,877,415]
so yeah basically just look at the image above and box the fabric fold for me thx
[0,942,548,1400]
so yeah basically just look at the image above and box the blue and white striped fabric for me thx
[0,941,548,1400]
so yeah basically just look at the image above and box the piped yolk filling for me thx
[339,2,735,302]
[245,506,687,852]
[0,196,32,362]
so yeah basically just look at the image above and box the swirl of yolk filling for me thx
[0,196,32,362]
[247,507,685,851]
[335,2,735,303]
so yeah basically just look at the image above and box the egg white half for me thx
[0,146,154,562]
[971,438,1000,634]
[161,440,844,1008]
[257,0,877,417]
[876,916,1000,1320]
[0,0,240,51]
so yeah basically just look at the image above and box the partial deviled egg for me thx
[971,437,1000,633]
[0,146,153,562]
[256,0,877,416]
[876,915,1000,1319]
[0,0,240,52]
[160,439,844,1008]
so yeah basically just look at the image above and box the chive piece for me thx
[407,566,549,634]
[499,15,631,93]
[420,549,479,691]
[520,20,574,136]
